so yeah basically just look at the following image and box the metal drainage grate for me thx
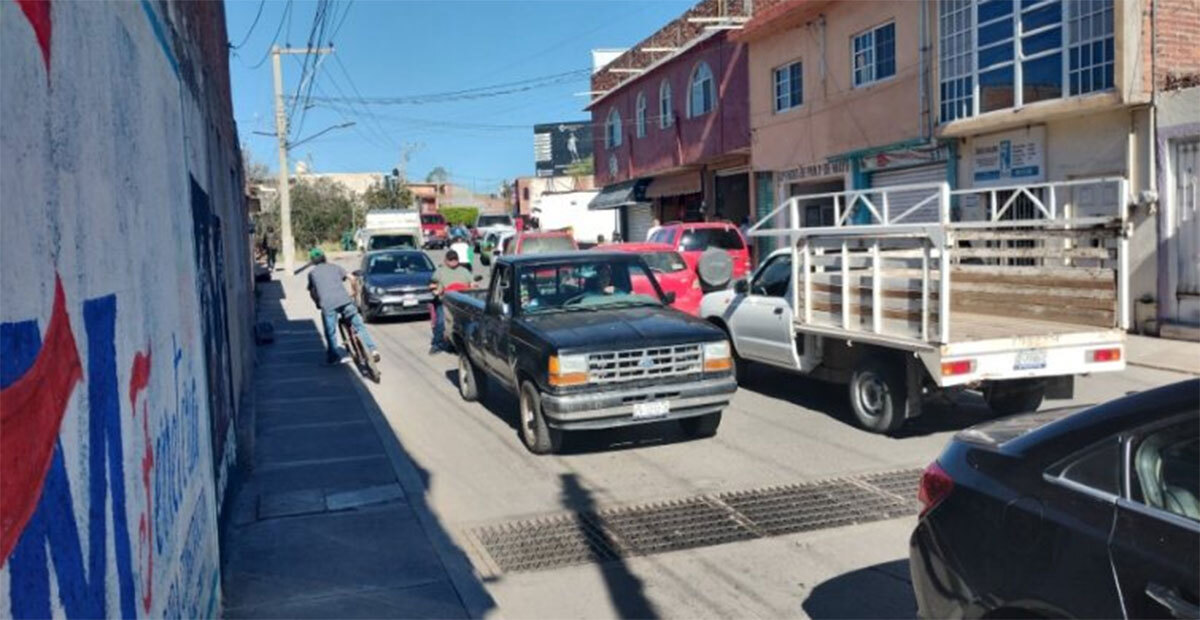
[468,468,922,574]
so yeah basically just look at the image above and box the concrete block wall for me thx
[1,1,251,617]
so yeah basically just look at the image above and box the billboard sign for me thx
[534,121,592,177]
[972,126,1045,187]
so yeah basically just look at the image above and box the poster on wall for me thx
[534,121,593,177]
[972,126,1045,187]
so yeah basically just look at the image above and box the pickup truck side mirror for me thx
[734,279,749,294]
[662,291,677,304]
[488,300,511,317]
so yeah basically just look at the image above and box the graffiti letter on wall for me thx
[130,349,154,614]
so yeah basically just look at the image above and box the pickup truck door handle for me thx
[1146,582,1200,619]
[773,307,784,315]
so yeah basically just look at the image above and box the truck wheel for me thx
[983,379,1045,416]
[457,352,487,402]
[848,360,907,434]
[518,381,562,455]
[680,411,722,438]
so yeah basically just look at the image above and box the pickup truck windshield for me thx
[519,235,576,254]
[367,252,434,274]
[518,259,663,314]
[640,251,687,273]
[420,214,444,224]
[477,215,512,227]
[368,234,418,250]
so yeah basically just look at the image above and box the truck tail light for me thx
[1089,347,1121,363]
[917,461,954,517]
[941,359,975,377]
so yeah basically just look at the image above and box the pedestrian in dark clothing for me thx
[428,249,473,354]
[306,248,379,365]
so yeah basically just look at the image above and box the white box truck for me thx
[357,209,423,251]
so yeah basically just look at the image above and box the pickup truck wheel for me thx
[983,379,1045,416]
[848,361,906,434]
[457,353,487,402]
[518,381,562,455]
[679,411,722,438]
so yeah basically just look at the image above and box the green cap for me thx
[309,247,325,260]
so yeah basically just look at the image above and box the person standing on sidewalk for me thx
[306,248,381,365]
[428,249,473,354]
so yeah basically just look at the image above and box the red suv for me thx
[648,221,752,283]
[421,213,448,248]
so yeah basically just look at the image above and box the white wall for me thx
[1,2,245,616]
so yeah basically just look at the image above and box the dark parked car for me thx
[443,252,737,454]
[910,379,1199,619]
[353,250,436,321]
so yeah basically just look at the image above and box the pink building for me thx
[587,0,754,240]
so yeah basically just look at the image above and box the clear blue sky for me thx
[227,0,693,191]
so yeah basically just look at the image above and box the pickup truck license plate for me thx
[1014,349,1047,371]
[632,400,670,419]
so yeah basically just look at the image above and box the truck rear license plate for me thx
[1014,349,1047,370]
[632,400,670,419]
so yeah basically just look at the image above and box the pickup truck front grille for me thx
[587,345,703,384]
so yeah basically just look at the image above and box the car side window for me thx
[1130,418,1199,522]
[1050,437,1122,497]
[650,229,673,245]
[751,255,792,297]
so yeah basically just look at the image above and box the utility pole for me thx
[271,45,333,272]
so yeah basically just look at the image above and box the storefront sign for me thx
[859,144,950,172]
[778,160,849,182]
[972,126,1045,187]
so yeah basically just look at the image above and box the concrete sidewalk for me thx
[221,273,495,618]
[1125,334,1200,375]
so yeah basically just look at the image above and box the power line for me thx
[308,67,591,106]
[246,0,293,69]
[230,0,266,49]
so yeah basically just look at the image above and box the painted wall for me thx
[591,32,750,186]
[744,0,924,172]
[1,1,251,617]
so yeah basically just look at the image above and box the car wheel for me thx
[983,379,1045,416]
[457,352,487,402]
[848,360,906,434]
[518,380,561,455]
[679,411,722,438]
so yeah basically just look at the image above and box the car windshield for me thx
[366,252,434,275]
[640,251,687,273]
[477,215,512,227]
[520,236,576,254]
[421,215,444,224]
[679,227,745,251]
[517,259,663,314]
[368,234,417,250]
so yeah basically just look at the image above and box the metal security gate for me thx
[871,164,947,223]
[625,202,654,241]
[1173,138,1200,324]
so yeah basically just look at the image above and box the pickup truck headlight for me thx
[703,340,732,372]
[549,354,589,387]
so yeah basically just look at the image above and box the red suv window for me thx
[679,227,745,251]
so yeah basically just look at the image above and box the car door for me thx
[1110,415,1200,619]
[480,264,516,381]
[727,254,801,369]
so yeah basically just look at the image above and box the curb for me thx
[347,371,501,620]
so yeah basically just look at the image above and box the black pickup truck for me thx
[444,252,737,454]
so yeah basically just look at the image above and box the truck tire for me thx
[518,381,562,455]
[457,352,487,402]
[848,360,907,434]
[697,248,733,290]
[679,411,722,438]
[983,379,1045,417]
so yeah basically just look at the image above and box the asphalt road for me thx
[335,253,1192,619]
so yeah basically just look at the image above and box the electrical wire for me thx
[245,0,293,69]
[309,67,591,106]
[230,0,266,49]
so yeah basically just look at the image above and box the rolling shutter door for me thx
[870,164,946,223]
[626,203,655,241]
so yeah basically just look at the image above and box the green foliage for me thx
[290,177,356,249]
[426,166,449,184]
[440,206,479,227]
[362,180,414,210]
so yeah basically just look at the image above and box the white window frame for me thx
[938,0,1114,123]
[852,20,897,88]
[635,92,647,138]
[773,59,804,113]
[688,61,715,118]
[659,80,674,129]
[606,107,622,149]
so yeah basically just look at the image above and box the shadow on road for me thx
[560,473,658,619]
[802,559,916,619]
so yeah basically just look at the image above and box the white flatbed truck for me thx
[701,178,1130,433]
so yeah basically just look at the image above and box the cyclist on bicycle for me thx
[306,248,381,365]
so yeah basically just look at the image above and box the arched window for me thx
[635,92,647,138]
[605,107,622,148]
[688,61,714,118]
[658,80,673,128]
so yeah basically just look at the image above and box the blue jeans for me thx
[430,301,445,348]
[321,303,376,362]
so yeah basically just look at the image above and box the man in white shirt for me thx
[449,236,473,271]
[645,218,661,241]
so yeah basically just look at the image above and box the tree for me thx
[288,177,356,249]
[426,166,449,184]
[362,179,414,210]
[242,147,272,185]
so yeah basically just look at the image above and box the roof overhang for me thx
[588,178,651,210]
[585,29,723,112]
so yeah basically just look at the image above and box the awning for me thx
[645,171,702,199]
[588,178,650,210]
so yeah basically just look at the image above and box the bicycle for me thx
[338,310,381,383]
